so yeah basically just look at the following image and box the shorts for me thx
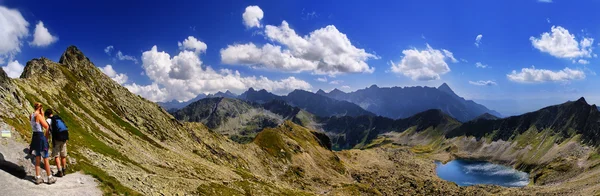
[35,149,49,158]
[51,140,67,158]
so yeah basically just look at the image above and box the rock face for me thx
[317,83,501,122]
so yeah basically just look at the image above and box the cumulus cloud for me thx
[125,45,312,102]
[104,45,114,55]
[100,65,128,85]
[242,5,264,28]
[390,44,455,81]
[475,62,488,68]
[0,6,29,63]
[116,51,138,64]
[221,21,377,75]
[475,34,483,47]
[469,80,497,86]
[1,60,24,78]
[29,21,58,47]
[178,36,207,54]
[507,66,585,83]
[530,26,594,58]
[316,77,327,82]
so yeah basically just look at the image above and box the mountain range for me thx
[317,83,502,122]
[157,90,238,111]
[162,82,501,123]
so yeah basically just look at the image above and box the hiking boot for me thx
[54,170,63,177]
[47,176,57,184]
[34,176,43,185]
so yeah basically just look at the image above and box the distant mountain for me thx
[240,88,375,117]
[446,97,600,145]
[318,83,501,122]
[172,97,318,143]
[206,90,238,99]
[157,93,206,110]
[473,113,500,121]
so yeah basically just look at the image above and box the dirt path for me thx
[0,129,102,196]
[0,170,101,196]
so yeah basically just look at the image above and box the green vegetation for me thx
[253,128,292,160]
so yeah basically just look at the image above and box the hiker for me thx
[45,109,68,177]
[30,102,57,184]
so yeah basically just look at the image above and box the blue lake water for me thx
[435,159,529,187]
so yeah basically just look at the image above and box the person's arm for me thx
[36,113,50,138]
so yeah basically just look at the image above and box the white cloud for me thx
[329,80,343,85]
[538,0,552,2]
[100,65,128,85]
[1,60,24,78]
[242,5,264,28]
[341,85,350,89]
[126,45,312,102]
[577,59,589,64]
[460,58,468,63]
[316,77,327,82]
[221,20,377,75]
[507,66,585,83]
[104,45,114,55]
[530,26,594,58]
[475,34,483,47]
[116,51,138,64]
[178,36,207,54]
[390,44,454,81]
[29,21,58,47]
[475,62,488,68]
[0,6,29,62]
[546,18,551,23]
[469,80,497,86]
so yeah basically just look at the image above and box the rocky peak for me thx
[575,97,588,105]
[20,57,56,79]
[437,83,455,95]
[368,84,379,89]
[59,45,94,71]
[316,89,326,95]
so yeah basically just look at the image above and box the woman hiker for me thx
[30,102,57,184]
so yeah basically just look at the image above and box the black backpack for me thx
[51,115,69,141]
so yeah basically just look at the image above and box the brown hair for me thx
[34,102,43,110]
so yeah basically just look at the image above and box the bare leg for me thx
[61,157,67,169]
[43,158,52,176]
[35,156,41,177]
[54,157,62,170]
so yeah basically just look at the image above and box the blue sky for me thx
[1,0,599,115]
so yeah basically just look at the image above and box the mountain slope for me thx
[240,88,375,117]
[446,97,600,144]
[318,109,461,149]
[318,83,501,122]
[0,46,360,195]
[172,97,320,143]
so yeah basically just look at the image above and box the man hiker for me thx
[45,108,68,177]
[30,102,57,184]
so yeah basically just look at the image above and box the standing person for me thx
[44,109,68,177]
[30,102,57,184]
